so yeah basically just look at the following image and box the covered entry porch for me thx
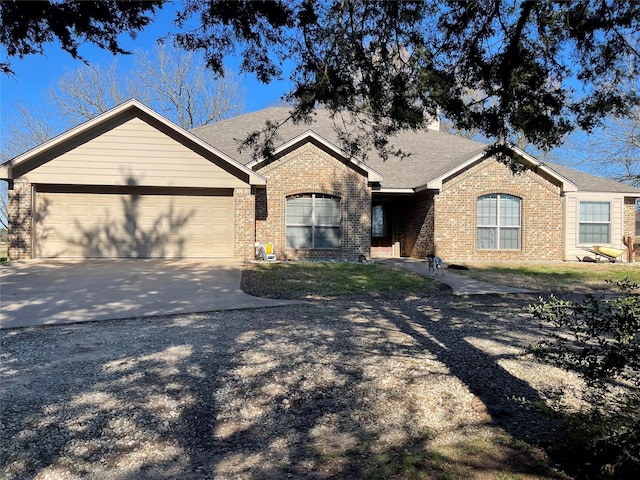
[369,191,436,259]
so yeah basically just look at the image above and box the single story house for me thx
[2,99,638,262]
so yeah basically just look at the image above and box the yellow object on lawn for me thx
[593,245,625,259]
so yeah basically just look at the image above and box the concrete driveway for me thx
[0,259,304,329]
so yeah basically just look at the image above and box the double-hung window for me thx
[286,194,340,248]
[477,194,521,250]
[579,201,610,244]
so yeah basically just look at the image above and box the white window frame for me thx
[578,201,611,244]
[477,194,522,250]
[286,194,341,249]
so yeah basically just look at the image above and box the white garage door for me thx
[34,189,234,258]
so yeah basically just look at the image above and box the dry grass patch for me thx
[449,262,640,294]
[341,434,569,480]
[242,261,434,299]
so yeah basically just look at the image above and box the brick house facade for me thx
[253,142,372,260]
[7,182,33,260]
[433,159,564,261]
[233,187,256,261]
[3,101,639,263]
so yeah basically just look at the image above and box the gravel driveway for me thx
[1,290,582,479]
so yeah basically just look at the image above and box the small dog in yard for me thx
[427,254,445,275]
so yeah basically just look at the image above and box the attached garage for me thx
[1,100,266,260]
[34,187,234,258]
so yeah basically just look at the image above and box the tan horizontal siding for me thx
[24,117,247,188]
[565,193,628,261]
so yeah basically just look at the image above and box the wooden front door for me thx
[371,203,394,256]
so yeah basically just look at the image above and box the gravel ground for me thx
[1,289,586,479]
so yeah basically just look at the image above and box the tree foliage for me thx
[527,280,640,476]
[551,106,640,188]
[0,0,162,74]
[2,1,639,158]
[1,43,244,161]
[1,104,58,163]
[528,280,639,385]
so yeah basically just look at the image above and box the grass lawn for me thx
[243,260,640,298]
[241,260,638,479]
[242,261,435,299]
[450,262,640,294]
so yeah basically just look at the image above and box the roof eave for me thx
[3,99,267,186]
[0,164,10,180]
[425,150,487,189]
[251,130,384,183]
[424,144,579,193]
[509,145,578,193]
[374,187,415,194]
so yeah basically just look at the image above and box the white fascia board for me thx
[425,151,487,189]
[375,188,415,194]
[129,100,267,186]
[2,99,267,186]
[509,145,578,192]
[0,103,137,179]
[249,130,384,183]
[0,164,9,180]
[424,144,578,193]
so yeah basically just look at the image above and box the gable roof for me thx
[424,145,579,192]
[249,129,384,183]
[192,107,640,196]
[191,107,486,189]
[542,162,640,194]
[0,99,266,186]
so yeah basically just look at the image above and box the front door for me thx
[371,203,394,256]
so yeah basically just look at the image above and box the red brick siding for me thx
[7,182,33,260]
[255,143,371,260]
[624,197,639,262]
[624,198,637,239]
[396,191,436,258]
[433,158,564,261]
[234,187,256,260]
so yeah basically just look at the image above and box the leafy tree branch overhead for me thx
[1,0,638,158]
[0,43,244,162]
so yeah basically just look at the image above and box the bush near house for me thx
[527,279,640,478]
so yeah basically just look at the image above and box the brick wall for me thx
[255,143,372,260]
[7,182,33,260]
[396,190,436,257]
[233,187,255,260]
[623,197,638,262]
[433,158,564,262]
[624,197,637,239]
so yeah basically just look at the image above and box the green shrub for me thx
[527,279,639,477]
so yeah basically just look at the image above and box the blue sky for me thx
[0,3,635,188]
[0,4,291,129]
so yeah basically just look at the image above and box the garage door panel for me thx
[35,191,234,258]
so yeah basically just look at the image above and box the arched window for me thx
[286,194,340,249]
[477,194,521,250]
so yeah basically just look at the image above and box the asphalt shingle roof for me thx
[543,162,640,194]
[192,107,640,194]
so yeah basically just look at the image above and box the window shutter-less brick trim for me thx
[434,158,563,261]
[254,143,371,260]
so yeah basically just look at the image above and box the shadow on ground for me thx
[1,291,576,479]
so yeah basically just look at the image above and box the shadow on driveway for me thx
[0,259,304,329]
